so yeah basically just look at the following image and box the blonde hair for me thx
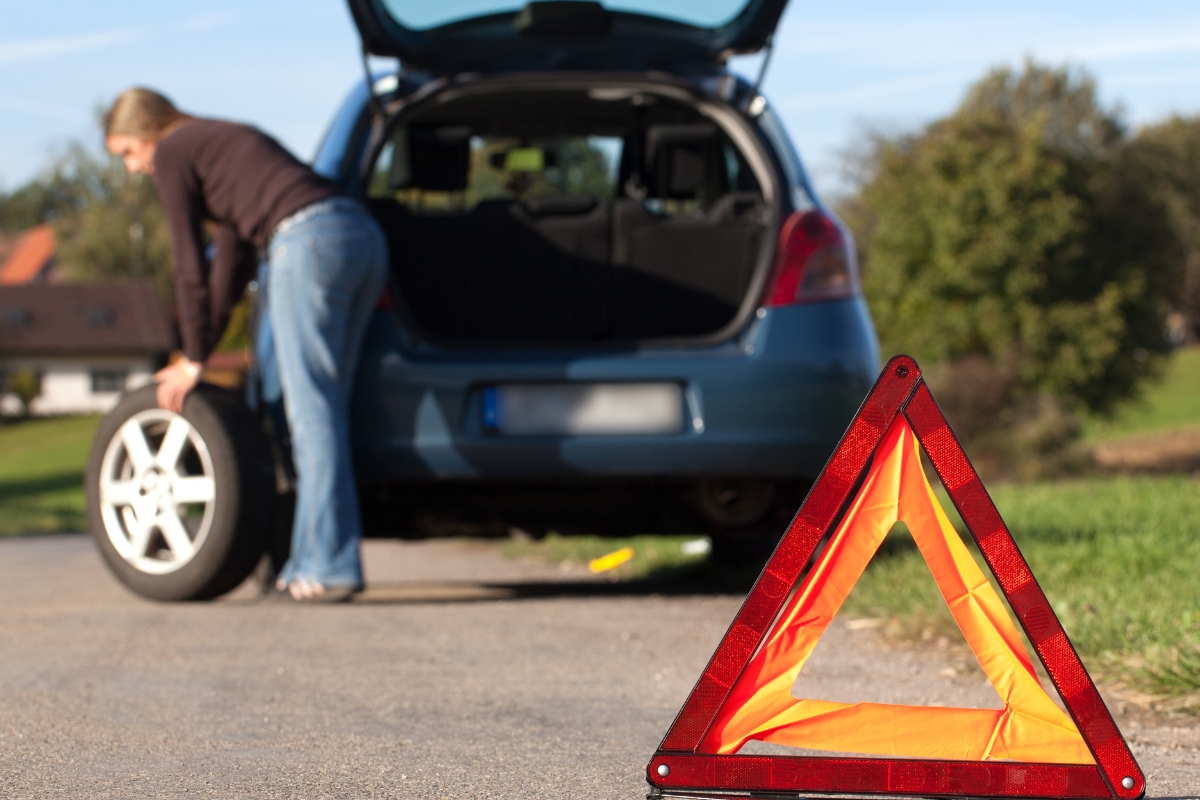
[104,87,190,140]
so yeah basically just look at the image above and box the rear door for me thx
[347,0,788,74]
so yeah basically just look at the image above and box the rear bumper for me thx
[350,298,879,481]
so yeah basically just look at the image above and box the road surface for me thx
[1,534,1196,798]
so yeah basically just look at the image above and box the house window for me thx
[91,371,127,393]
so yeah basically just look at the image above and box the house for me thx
[0,224,57,285]
[0,281,174,415]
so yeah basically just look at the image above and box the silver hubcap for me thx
[98,410,216,575]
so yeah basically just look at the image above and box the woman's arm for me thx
[152,224,258,413]
[152,145,214,411]
[208,223,258,347]
[154,150,215,365]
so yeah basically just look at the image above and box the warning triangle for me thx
[647,356,1145,800]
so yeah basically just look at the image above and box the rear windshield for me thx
[370,135,622,209]
[365,90,761,217]
[379,0,751,31]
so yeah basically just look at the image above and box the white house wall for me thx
[2,358,154,416]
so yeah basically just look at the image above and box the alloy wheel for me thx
[98,409,217,575]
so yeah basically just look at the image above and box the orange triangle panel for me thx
[647,356,1144,800]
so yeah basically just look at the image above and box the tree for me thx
[0,144,100,232]
[48,144,176,299]
[0,142,176,298]
[843,61,1180,474]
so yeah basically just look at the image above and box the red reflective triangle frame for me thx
[647,356,1145,800]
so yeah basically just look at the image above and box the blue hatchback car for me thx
[87,0,879,600]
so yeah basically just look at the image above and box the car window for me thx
[380,0,752,31]
[368,132,622,210]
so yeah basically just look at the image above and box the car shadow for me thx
[350,570,758,605]
[228,560,768,606]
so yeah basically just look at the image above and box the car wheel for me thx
[705,480,809,568]
[86,384,274,601]
[695,477,776,527]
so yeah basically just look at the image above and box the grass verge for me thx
[0,415,100,535]
[1083,346,1200,442]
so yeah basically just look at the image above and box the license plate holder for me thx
[482,383,684,436]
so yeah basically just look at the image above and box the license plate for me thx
[482,383,684,435]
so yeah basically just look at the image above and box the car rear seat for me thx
[370,196,611,343]
[610,193,763,339]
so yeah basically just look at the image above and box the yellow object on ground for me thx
[700,416,1093,764]
[589,547,634,573]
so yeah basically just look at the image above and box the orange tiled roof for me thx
[0,225,55,285]
[0,281,174,355]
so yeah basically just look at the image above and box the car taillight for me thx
[763,210,860,306]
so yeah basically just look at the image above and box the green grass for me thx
[503,532,712,579]
[843,476,1200,698]
[0,415,100,535]
[1083,346,1200,442]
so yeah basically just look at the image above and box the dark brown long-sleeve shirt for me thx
[152,119,338,362]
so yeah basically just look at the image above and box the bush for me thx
[9,368,41,417]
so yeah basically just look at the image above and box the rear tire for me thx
[695,477,776,528]
[86,384,274,601]
[706,479,810,568]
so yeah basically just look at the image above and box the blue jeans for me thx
[263,199,388,588]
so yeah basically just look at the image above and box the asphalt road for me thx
[1,534,1197,799]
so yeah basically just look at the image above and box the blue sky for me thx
[2,0,1199,198]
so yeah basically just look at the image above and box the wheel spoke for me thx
[173,476,215,504]
[157,511,196,562]
[101,479,140,507]
[120,420,155,474]
[124,511,153,559]
[156,417,191,470]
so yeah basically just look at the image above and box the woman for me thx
[105,87,388,601]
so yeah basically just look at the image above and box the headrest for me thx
[644,123,719,199]
[388,126,471,192]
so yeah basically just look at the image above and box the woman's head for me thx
[104,87,189,175]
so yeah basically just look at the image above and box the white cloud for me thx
[0,11,249,69]
[772,69,970,113]
[769,11,1200,72]
[173,13,244,34]
[1067,29,1200,62]
[0,27,147,66]
[0,94,84,123]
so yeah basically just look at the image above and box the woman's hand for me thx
[154,359,202,413]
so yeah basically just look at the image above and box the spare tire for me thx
[85,383,274,601]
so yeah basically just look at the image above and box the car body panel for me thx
[346,0,788,73]
[349,297,879,482]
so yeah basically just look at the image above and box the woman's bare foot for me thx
[291,577,325,600]
[274,578,359,602]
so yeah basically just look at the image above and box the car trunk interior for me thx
[366,86,771,346]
